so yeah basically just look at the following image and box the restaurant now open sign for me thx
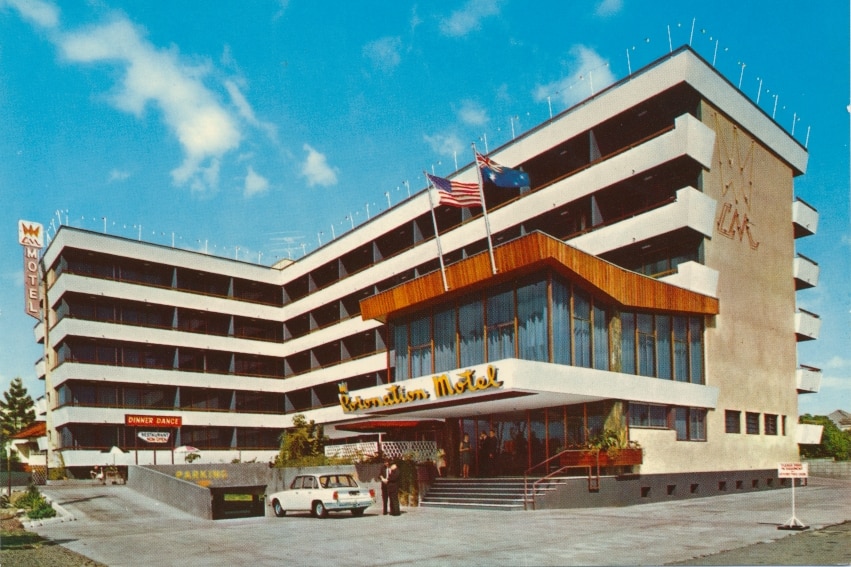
[125,414,182,427]
[138,431,170,443]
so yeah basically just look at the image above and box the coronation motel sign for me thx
[338,365,503,413]
[18,220,44,320]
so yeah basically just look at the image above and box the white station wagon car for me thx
[268,473,375,518]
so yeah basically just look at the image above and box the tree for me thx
[799,414,851,461]
[0,377,36,439]
[275,414,328,466]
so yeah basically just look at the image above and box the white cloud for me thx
[423,132,464,158]
[107,169,131,183]
[244,166,270,197]
[363,36,402,73]
[825,356,851,370]
[533,45,615,109]
[595,0,623,17]
[2,0,59,29]
[301,144,338,187]
[441,0,503,37]
[225,79,278,141]
[59,17,242,192]
[458,99,488,126]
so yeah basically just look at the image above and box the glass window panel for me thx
[621,312,636,374]
[689,317,704,384]
[593,303,609,370]
[552,280,571,365]
[409,316,432,377]
[674,407,688,440]
[487,290,515,362]
[673,316,688,382]
[690,409,706,440]
[656,315,672,380]
[410,345,431,378]
[518,280,548,362]
[459,299,484,367]
[630,403,650,427]
[433,308,457,373]
[637,314,656,377]
[725,410,741,433]
[573,289,591,368]
[410,316,430,347]
[393,324,409,380]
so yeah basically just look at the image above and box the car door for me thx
[287,476,308,511]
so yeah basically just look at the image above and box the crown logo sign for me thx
[18,220,44,247]
[21,223,40,237]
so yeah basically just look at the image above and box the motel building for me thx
[33,46,823,506]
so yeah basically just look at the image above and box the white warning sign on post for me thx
[777,462,808,479]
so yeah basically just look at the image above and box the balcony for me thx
[660,261,720,298]
[793,254,820,290]
[34,359,46,380]
[796,423,823,445]
[570,186,717,257]
[792,198,818,238]
[33,321,45,344]
[794,309,821,341]
[796,365,822,394]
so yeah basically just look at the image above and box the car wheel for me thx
[350,508,365,517]
[272,499,286,517]
[312,501,327,518]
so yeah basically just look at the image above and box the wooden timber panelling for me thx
[360,232,719,321]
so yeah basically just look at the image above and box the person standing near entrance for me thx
[477,432,488,476]
[459,434,472,478]
[379,460,391,515]
[485,430,499,477]
[387,463,401,516]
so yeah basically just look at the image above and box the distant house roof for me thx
[12,421,46,439]
[828,410,851,430]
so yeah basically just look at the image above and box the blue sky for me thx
[0,0,848,416]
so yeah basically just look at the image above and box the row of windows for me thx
[56,375,382,415]
[57,294,285,342]
[55,330,383,379]
[725,410,786,436]
[59,424,281,451]
[392,273,704,382]
[629,403,706,441]
[55,248,282,306]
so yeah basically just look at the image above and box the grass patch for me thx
[0,529,50,550]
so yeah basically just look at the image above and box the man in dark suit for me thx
[387,463,401,516]
[379,461,391,515]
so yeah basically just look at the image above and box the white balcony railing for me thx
[796,365,822,394]
[792,198,819,238]
[795,309,821,341]
[793,254,819,290]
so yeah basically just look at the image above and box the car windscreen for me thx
[319,475,357,488]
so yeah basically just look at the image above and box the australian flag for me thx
[476,151,530,189]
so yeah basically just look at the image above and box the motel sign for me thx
[18,220,44,320]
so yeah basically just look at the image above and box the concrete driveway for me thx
[29,477,851,567]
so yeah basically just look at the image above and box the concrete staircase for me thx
[419,477,563,511]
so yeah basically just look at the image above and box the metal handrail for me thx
[523,449,603,510]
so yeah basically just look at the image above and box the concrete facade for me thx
[33,47,819,497]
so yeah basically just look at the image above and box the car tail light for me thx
[332,491,339,500]
[369,489,375,498]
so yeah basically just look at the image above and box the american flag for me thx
[426,173,481,208]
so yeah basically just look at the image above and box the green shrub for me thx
[14,484,56,519]
[27,500,56,519]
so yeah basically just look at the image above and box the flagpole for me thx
[471,143,498,275]
[424,172,449,292]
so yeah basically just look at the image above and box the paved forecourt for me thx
[29,477,851,567]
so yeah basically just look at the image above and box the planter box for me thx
[559,448,643,468]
